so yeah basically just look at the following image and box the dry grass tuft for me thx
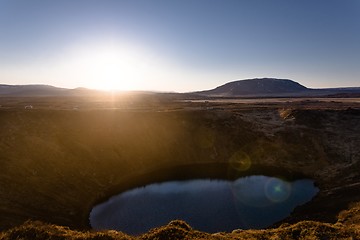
[1,215,360,240]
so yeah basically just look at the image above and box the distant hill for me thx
[197,78,308,97]
[0,84,67,96]
[0,84,101,97]
[0,84,80,97]
[1,79,360,98]
[196,78,360,97]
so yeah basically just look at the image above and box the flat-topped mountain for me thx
[197,78,360,97]
[198,78,308,97]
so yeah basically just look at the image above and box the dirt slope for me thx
[0,98,359,238]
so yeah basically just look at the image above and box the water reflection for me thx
[90,176,318,234]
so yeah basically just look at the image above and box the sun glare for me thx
[65,43,157,91]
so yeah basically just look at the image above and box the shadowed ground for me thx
[0,96,359,238]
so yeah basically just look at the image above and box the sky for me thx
[0,0,359,92]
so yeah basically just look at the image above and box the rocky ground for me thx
[0,96,359,238]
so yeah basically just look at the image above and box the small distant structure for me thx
[24,105,33,109]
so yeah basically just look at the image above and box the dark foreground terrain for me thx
[2,211,360,240]
[0,95,359,239]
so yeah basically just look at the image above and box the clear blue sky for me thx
[0,0,359,91]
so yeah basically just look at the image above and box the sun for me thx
[66,43,154,91]
[86,49,139,91]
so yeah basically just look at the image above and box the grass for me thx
[1,217,360,240]
[2,203,360,239]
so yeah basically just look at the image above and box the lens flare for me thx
[265,178,291,203]
[229,151,251,172]
[231,176,271,208]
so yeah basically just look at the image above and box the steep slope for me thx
[0,104,359,231]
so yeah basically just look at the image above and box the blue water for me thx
[90,175,318,234]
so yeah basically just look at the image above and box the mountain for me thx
[1,79,360,97]
[197,78,360,97]
[197,78,309,97]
